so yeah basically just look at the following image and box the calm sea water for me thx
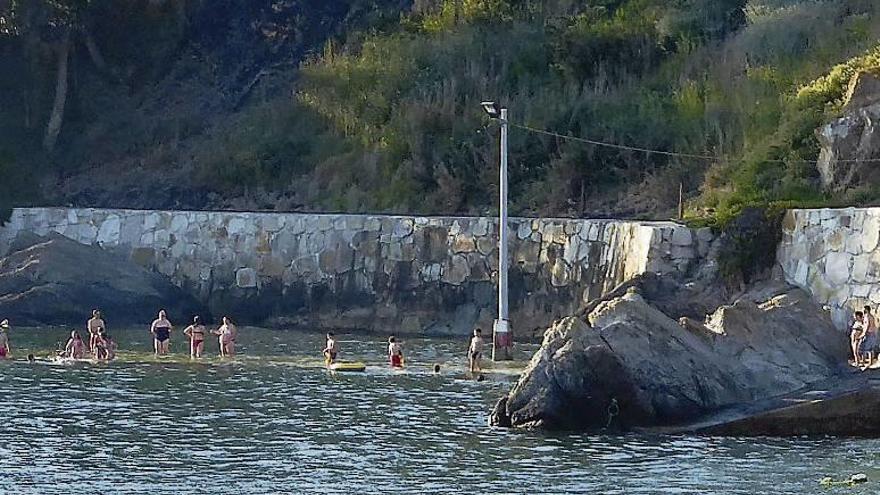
[0,326,878,494]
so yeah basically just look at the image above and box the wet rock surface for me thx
[0,232,205,326]
[490,276,853,434]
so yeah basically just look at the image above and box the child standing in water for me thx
[184,316,207,358]
[65,331,85,359]
[468,328,484,373]
[322,332,338,366]
[213,316,237,358]
[0,319,10,359]
[388,335,404,368]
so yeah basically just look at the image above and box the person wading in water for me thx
[0,319,10,359]
[150,310,173,356]
[213,316,237,358]
[184,316,207,358]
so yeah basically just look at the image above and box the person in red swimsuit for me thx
[388,335,404,368]
[183,315,207,358]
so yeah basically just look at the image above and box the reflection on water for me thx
[1,327,879,494]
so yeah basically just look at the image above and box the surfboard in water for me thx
[329,362,366,372]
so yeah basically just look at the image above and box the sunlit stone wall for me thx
[778,208,880,329]
[0,208,711,337]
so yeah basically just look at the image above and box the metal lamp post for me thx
[481,101,512,361]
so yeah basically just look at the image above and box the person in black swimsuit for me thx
[150,309,173,356]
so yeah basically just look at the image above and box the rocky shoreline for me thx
[487,269,876,435]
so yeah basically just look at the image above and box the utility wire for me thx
[509,122,880,164]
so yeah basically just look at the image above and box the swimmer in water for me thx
[0,319,10,359]
[65,331,85,359]
[322,332,338,366]
[212,316,237,358]
[87,310,105,354]
[183,315,207,358]
[388,335,404,368]
[150,309,173,356]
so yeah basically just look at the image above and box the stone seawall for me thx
[0,208,710,337]
[778,208,880,329]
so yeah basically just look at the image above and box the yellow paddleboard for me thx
[329,361,366,372]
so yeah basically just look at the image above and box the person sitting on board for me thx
[184,315,207,359]
[388,335,404,368]
[103,333,118,361]
[87,309,105,354]
[468,328,484,373]
[93,331,109,361]
[213,316,237,358]
[322,332,339,366]
[851,311,865,366]
[150,309,173,356]
[65,331,85,359]
[0,319,10,359]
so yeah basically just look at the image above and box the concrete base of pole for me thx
[492,319,513,361]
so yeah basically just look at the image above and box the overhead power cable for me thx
[509,122,880,164]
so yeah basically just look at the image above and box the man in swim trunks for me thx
[184,315,207,358]
[87,310,105,353]
[322,332,338,366]
[388,335,404,368]
[150,309,173,356]
[468,328,484,373]
[0,319,10,359]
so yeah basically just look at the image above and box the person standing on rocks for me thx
[468,328,484,374]
[851,311,865,366]
[860,306,877,369]
[87,310,105,354]
[150,310,173,356]
[184,316,207,359]
[0,319,11,359]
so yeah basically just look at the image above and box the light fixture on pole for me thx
[481,101,512,361]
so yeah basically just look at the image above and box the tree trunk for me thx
[84,29,107,73]
[43,28,71,153]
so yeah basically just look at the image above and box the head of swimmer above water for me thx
[222,316,232,325]
[92,309,101,318]
[193,315,201,324]
[158,309,167,320]
[70,330,80,339]
[388,335,396,343]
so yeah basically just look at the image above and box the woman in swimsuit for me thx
[212,316,237,358]
[183,315,207,358]
[65,331,85,359]
[150,309,173,356]
[0,319,10,359]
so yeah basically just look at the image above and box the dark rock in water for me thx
[490,280,852,433]
[0,232,206,325]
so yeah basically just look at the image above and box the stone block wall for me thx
[0,208,710,337]
[778,208,880,329]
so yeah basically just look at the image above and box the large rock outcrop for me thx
[816,71,880,192]
[0,232,205,326]
[490,279,849,431]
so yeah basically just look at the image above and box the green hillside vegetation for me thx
[1,0,879,224]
